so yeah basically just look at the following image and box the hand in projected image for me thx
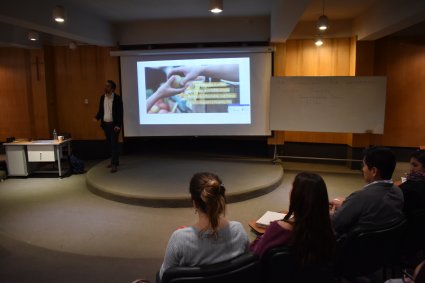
[167,66,205,87]
[146,75,187,112]
[167,64,239,86]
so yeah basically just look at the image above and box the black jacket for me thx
[400,180,425,217]
[95,93,123,129]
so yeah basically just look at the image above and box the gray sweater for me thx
[159,221,249,279]
[332,180,404,238]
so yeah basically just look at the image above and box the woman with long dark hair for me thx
[250,172,335,266]
[159,172,249,279]
[400,149,425,217]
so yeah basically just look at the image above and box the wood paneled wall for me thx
[284,38,353,76]
[350,38,425,148]
[269,36,425,148]
[0,46,120,141]
[269,38,356,145]
[47,46,120,140]
[0,48,49,140]
[372,37,425,147]
[1,38,424,147]
[350,40,376,148]
[0,46,119,142]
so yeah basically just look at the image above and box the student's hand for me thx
[329,197,345,215]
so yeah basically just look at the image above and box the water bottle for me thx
[53,129,58,140]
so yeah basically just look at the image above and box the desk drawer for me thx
[27,145,56,162]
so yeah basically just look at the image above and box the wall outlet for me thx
[84,98,88,104]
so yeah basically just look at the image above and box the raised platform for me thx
[86,154,283,207]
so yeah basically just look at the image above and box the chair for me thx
[401,210,425,267]
[158,252,261,283]
[335,218,407,281]
[262,246,337,283]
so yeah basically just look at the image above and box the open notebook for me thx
[255,211,286,228]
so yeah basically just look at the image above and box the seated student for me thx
[399,149,425,218]
[158,172,249,280]
[250,172,335,266]
[330,146,404,239]
[385,259,425,283]
[398,149,425,268]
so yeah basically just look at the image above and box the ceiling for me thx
[1,0,425,48]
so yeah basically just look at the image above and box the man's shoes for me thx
[107,164,112,168]
[110,165,118,173]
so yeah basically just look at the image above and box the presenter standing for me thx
[94,80,123,173]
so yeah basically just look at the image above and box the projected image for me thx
[137,58,250,125]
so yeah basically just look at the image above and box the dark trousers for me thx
[103,123,120,166]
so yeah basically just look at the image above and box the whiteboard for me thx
[270,76,387,134]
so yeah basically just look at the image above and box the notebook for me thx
[255,211,286,228]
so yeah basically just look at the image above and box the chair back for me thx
[335,218,407,279]
[262,246,336,283]
[402,210,425,261]
[159,252,261,283]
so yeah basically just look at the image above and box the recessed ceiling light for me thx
[210,0,223,14]
[315,38,324,47]
[53,5,66,23]
[69,41,77,50]
[28,31,39,41]
[317,15,329,31]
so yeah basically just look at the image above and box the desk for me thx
[248,220,266,235]
[4,139,72,177]
[249,210,288,235]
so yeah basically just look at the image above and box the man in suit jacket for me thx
[329,147,404,239]
[94,80,123,173]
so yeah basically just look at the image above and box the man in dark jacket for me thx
[94,80,123,173]
[329,147,404,239]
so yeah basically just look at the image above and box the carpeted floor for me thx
[0,157,409,282]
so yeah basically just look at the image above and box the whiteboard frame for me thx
[270,76,387,134]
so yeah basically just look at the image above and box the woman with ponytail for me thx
[159,172,249,279]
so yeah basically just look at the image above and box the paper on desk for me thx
[255,211,286,228]
[32,140,55,144]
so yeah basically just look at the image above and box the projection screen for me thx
[111,47,273,136]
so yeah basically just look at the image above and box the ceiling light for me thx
[53,5,66,23]
[315,38,324,47]
[69,41,77,50]
[316,0,329,31]
[317,15,329,31]
[210,0,223,14]
[28,31,39,41]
